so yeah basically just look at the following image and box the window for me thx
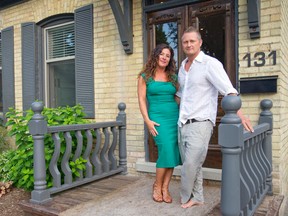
[45,22,75,108]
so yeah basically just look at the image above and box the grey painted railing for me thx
[219,96,273,216]
[28,102,127,204]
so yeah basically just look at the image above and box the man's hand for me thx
[237,110,254,132]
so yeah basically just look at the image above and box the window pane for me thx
[47,23,75,60]
[48,60,75,107]
[156,22,178,67]
[145,0,173,6]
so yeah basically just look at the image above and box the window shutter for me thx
[22,22,36,111]
[2,26,15,114]
[75,4,95,118]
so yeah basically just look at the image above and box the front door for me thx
[146,0,236,169]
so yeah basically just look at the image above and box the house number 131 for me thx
[243,51,276,67]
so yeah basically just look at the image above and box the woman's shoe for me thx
[162,187,172,203]
[152,182,163,202]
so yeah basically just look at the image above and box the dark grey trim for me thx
[143,0,203,13]
[247,0,260,39]
[2,26,15,114]
[0,0,27,9]
[37,14,74,28]
[22,22,36,111]
[108,0,133,54]
[75,4,95,118]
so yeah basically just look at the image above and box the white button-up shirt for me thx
[176,51,238,127]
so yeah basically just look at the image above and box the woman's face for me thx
[157,48,171,68]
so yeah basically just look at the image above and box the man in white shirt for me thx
[176,26,254,209]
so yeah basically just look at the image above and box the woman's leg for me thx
[162,168,173,203]
[153,168,165,202]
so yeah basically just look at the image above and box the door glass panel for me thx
[198,13,225,65]
[145,0,173,6]
[155,22,178,67]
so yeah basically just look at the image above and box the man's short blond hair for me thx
[182,26,202,41]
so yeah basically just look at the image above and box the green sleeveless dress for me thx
[142,74,182,168]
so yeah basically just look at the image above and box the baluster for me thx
[92,128,102,175]
[29,101,51,204]
[84,130,93,177]
[74,131,83,179]
[108,127,118,170]
[50,133,61,187]
[62,132,72,184]
[258,99,273,195]
[101,128,110,172]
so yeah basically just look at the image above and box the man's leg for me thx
[179,121,213,208]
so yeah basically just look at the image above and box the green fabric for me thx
[142,73,182,168]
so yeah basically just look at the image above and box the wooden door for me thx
[146,0,236,169]
[189,0,236,168]
[146,6,186,162]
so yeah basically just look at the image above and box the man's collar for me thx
[195,51,204,63]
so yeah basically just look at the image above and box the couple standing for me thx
[137,26,254,208]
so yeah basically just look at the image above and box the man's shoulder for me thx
[202,52,222,66]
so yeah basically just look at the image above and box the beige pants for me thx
[178,121,213,204]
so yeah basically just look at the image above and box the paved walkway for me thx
[60,175,221,216]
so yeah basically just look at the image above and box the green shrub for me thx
[0,104,90,191]
[0,126,15,153]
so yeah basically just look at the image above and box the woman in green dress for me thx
[137,44,181,203]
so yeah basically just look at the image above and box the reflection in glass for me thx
[198,13,225,65]
[48,60,75,108]
[155,22,178,67]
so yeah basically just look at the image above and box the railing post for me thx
[116,102,127,174]
[29,102,51,204]
[259,99,273,195]
[219,96,243,216]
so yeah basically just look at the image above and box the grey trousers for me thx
[178,121,213,204]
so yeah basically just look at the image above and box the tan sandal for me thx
[152,182,163,202]
[162,187,172,203]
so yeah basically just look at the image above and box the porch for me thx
[19,174,284,216]
[18,96,285,215]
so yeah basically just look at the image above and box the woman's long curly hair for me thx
[138,43,176,86]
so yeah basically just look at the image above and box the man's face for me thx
[181,32,202,57]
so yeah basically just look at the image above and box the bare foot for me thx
[181,200,204,209]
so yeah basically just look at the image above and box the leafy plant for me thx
[0,104,90,191]
[0,126,15,154]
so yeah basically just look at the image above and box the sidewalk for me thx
[59,175,221,216]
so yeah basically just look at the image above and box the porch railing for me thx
[219,96,273,216]
[28,102,127,204]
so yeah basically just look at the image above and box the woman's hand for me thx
[147,120,160,137]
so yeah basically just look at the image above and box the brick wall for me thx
[0,0,145,175]
[279,0,288,198]
[238,0,286,196]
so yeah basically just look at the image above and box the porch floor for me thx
[19,175,284,216]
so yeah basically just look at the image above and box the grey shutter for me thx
[22,22,36,111]
[75,4,95,118]
[2,26,15,114]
